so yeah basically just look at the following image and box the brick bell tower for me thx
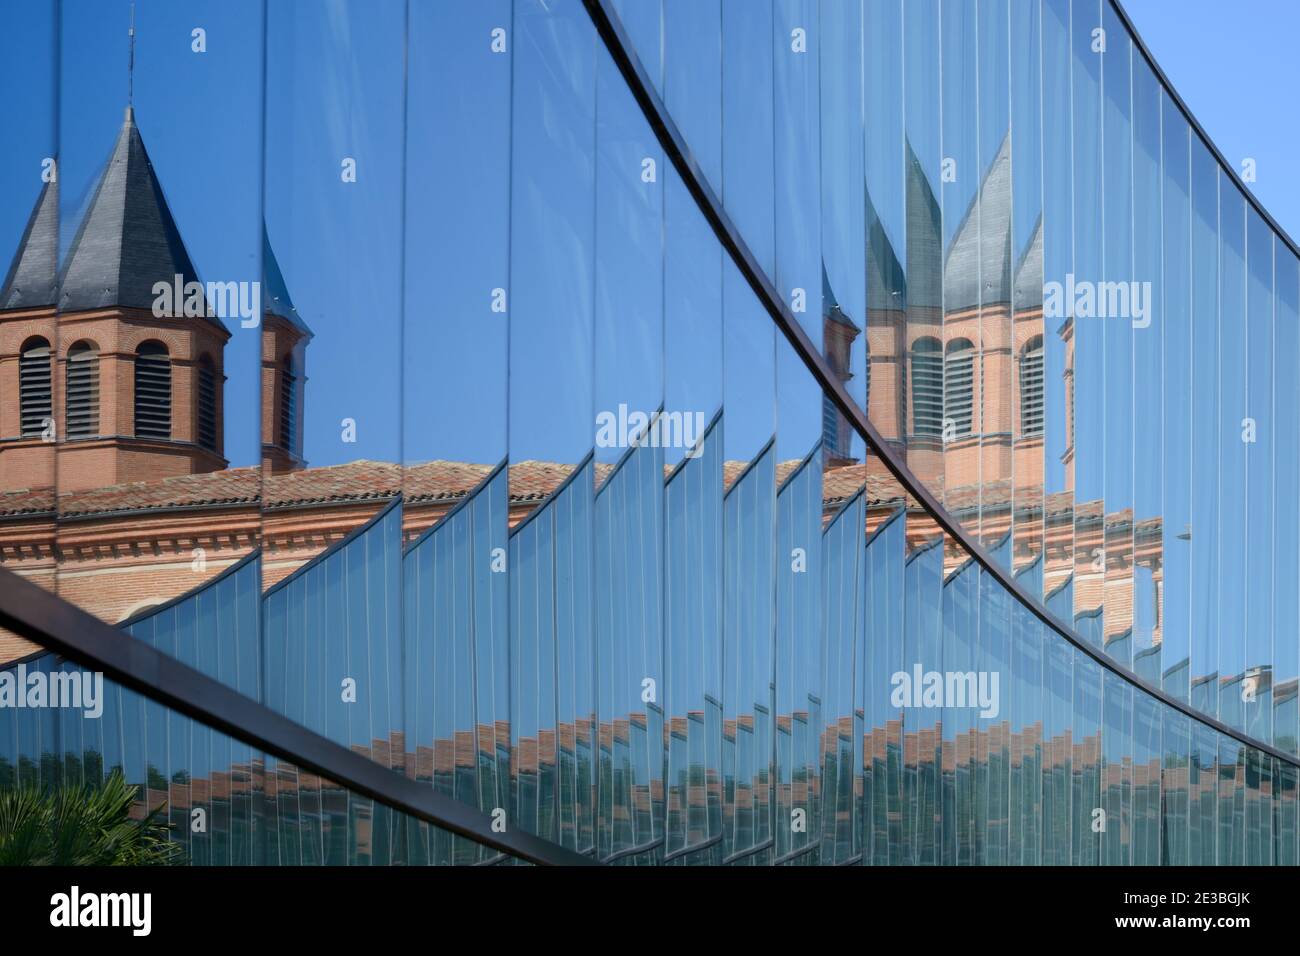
[260,230,311,474]
[1,107,231,494]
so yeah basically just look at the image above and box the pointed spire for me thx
[263,227,312,337]
[821,259,858,331]
[57,111,214,323]
[0,177,59,310]
[127,0,136,109]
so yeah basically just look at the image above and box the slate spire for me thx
[57,108,207,317]
[0,176,58,310]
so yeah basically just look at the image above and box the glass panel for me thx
[1275,252,1300,756]
[1217,178,1247,734]
[1100,4,1133,669]
[819,0,867,469]
[866,498,906,865]
[1100,671,1131,864]
[1160,97,1192,701]
[820,476,865,864]
[1039,0,1075,618]
[939,0,977,527]
[401,0,511,868]
[1042,631,1073,865]
[507,0,597,854]
[1243,214,1273,744]
[976,0,1011,561]
[591,32,667,863]
[1189,136,1220,717]
[1010,0,1045,590]
[904,0,942,498]
[1070,0,1104,649]
[262,0,407,866]
[864,0,906,446]
[1131,691,1161,864]
[1131,56,1162,688]
[1072,653,1101,865]
[0,0,56,665]
[1162,708,1191,864]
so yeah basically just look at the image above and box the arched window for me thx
[910,337,943,438]
[19,336,52,439]
[197,354,217,452]
[1019,335,1044,438]
[279,355,296,452]
[134,341,171,440]
[66,340,100,439]
[944,338,975,439]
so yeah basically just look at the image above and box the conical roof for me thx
[263,227,312,337]
[0,177,59,310]
[58,106,216,326]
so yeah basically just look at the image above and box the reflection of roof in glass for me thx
[0,178,58,310]
[943,131,1013,314]
[58,108,224,331]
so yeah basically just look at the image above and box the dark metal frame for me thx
[581,0,1300,771]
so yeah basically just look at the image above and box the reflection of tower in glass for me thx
[821,262,860,468]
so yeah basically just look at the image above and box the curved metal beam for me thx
[581,0,1300,770]
[0,567,595,866]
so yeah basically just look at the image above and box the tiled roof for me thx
[822,464,905,507]
[507,460,583,501]
[5,456,929,523]
[58,107,222,331]
[0,487,56,518]
[59,467,261,519]
[263,460,400,509]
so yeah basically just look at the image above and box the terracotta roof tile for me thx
[8,454,945,523]
[0,487,56,517]
[58,467,260,519]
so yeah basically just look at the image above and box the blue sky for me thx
[1125,0,1300,240]
[61,0,266,468]
[2,0,1296,476]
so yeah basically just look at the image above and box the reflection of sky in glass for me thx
[265,0,406,467]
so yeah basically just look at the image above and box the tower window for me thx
[19,336,52,439]
[910,337,943,438]
[280,355,296,452]
[134,341,171,440]
[944,338,976,439]
[1019,335,1044,438]
[66,341,100,439]
[197,355,217,452]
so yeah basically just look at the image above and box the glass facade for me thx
[1,0,1299,867]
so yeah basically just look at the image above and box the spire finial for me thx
[127,0,136,112]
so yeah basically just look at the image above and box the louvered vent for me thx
[19,339,52,439]
[280,357,295,452]
[911,339,943,438]
[135,343,171,440]
[1020,337,1044,438]
[944,342,975,439]
[198,357,217,451]
[66,343,100,439]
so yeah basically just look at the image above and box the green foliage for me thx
[0,769,185,866]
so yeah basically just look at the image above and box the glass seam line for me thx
[579,0,1300,771]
